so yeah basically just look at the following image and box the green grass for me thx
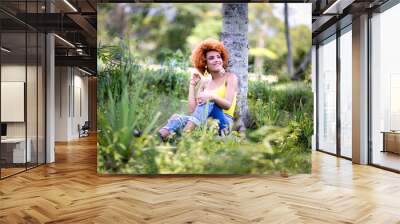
[97,43,312,175]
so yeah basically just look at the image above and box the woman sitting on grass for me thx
[158,38,238,139]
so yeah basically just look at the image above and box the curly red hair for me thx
[190,38,229,75]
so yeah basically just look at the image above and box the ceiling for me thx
[309,0,390,43]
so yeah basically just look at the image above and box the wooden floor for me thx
[1,135,400,223]
[0,167,26,178]
[1,163,45,178]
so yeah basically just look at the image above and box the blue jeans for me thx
[161,102,233,135]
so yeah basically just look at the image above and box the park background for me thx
[97,3,313,175]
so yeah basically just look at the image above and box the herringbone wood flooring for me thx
[1,135,400,223]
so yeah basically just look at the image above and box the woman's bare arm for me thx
[188,84,197,113]
[188,71,203,113]
[189,78,209,113]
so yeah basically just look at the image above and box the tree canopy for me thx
[98,3,311,81]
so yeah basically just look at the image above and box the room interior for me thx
[0,0,97,179]
[0,0,399,222]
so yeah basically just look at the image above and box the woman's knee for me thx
[163,114,190,132]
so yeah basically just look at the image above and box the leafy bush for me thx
[248,81,312,113]
[97,43,312,175]
[248,80,312,129]
[248,98,287,128]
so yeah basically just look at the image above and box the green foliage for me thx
[98,3,312,82]
[290,25,312,68]
[248,81,313,114]
[98,43,313,175]
[97,44,185,173]
[97,3,313,175]
[248,98,285,128]
[97,73,162,173]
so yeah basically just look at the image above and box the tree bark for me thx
[221,3,249,129]
[284,3,294,78]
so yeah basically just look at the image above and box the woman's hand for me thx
[219,67,226,75]
[189,70,202,86]
[196,91,214,105]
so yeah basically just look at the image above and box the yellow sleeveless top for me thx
[205,79,237,117]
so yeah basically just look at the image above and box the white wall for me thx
[72,73,89,138]
[55,66,69,141]
[1,65,26,81]
[1,63,46,164]
[1,65,26,139]
[55,67,89,141]
[0,65,39,137]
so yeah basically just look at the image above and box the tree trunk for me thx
[284,3,294,78]
[221,3,249,129]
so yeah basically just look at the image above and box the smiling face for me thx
[205,50,224,73]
